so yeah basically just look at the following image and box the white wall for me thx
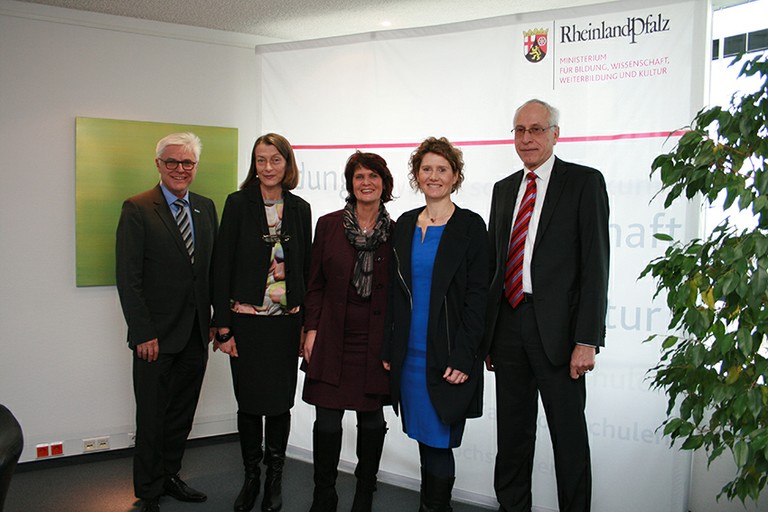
[0,0,276,463]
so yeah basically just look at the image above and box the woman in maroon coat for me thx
[302,151,394,512]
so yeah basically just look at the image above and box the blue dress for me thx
[401,225,450,448]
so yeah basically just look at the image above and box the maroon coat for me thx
[303,210,392,396]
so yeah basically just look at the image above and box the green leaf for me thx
[739,111,754,139]
[694,139,717,167]
[693,343,708,367]
[753,195,768,216]
[738,328,754,357]
[718,333,736,356]
[654,233,674,242]
[725,365,742,385]
[734,393,748,419]
[722,272,740,295]
[698,106,722,128]
[755,170,768,195]
[678,421,694,437]
[712,320,725,339]
[751,431,768,451]
[734,440,749,467]
[739,189,754,210]
[748,389,763,417]
[651,153,671,171]
[682,435,704,450]
[752,266,768,295]
[724,186,739,209]
[663,417,683,436]
[756,236,768,257]
[679,130,703,146]
[662,335,678,349]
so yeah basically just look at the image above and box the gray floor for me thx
[5,437,492,512]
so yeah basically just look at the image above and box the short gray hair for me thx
[514,99,560,127]
[156,132,202,161]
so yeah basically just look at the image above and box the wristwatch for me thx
[215,331,233,343]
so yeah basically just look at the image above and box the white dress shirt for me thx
[509,153,556,294]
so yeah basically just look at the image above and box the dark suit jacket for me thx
[302,210,391,396]
[486,157,610,365]
[115,185,218,353]
[384,205,489,424]
[212,184,312,328]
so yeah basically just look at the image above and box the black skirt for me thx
[230,312,302,416]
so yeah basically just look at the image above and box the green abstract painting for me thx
[75,117,238,286]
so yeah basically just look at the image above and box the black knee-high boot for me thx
[235,413,264,512]
[350,424,387,512]
[262,412,290,512]
[309,427,342,512]
[419,468,454,512]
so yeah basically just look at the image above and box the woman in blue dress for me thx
[383,137,489,511]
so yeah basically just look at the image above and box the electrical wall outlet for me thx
[83,438,97,452]
[96,436,110,450]
[83,436,110,453]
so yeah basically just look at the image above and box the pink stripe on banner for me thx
[292,142,423,150]
[559,130,688,143]
[291,131,687,150]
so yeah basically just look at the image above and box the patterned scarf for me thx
[343,200,391,298]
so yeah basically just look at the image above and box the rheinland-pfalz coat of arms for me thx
[524,28,549,62]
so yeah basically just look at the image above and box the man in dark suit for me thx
[116,132,218,512]
[486,100,609,512]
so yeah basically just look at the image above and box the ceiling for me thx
[15,0,745,42]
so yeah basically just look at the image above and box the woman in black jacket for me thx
[213,133,312,512]
[383,137,489,512]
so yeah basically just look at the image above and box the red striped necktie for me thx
[504,172,537,307]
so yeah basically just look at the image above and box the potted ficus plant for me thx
[641,52,768,503]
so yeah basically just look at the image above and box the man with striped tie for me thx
[485,100,610,512]
[116,132,218,512]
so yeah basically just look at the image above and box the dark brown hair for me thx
[343,151,394,203]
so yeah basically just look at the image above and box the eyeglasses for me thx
[159,158,197,171]
[262,233,291,245]
[512,125,555,137]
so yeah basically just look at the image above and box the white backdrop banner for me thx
[256,0,708,510]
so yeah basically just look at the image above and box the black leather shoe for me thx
[163,475,207,502]
[140,498,160,512]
